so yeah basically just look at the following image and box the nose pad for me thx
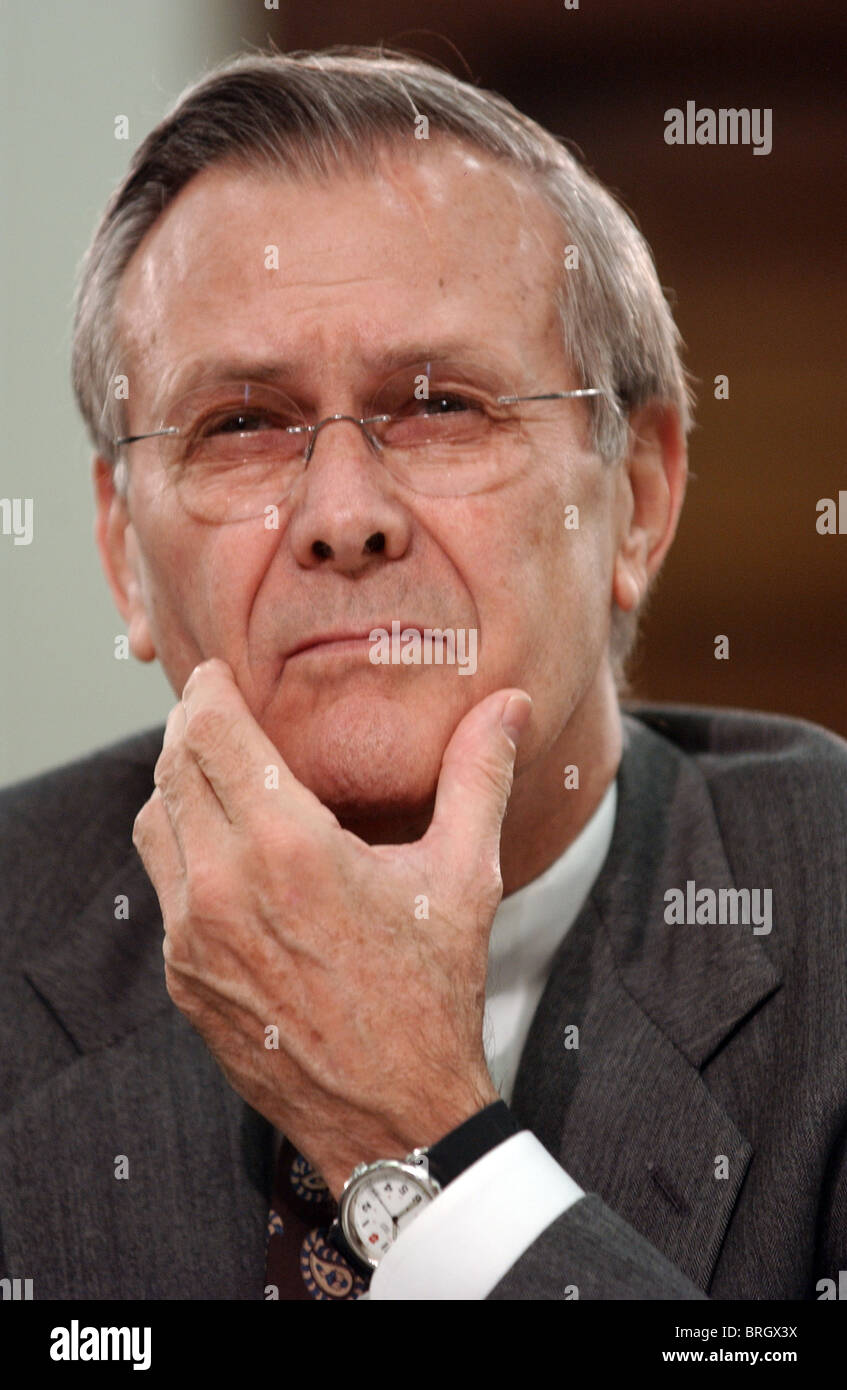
[303,413,382,464]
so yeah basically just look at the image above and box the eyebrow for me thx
[150,342,517,415]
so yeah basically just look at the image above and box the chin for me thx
[266,694,445,829]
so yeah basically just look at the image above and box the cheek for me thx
[541,444,617,573]
[134,512,276,684]
[467,457,616,685]
[545,468,620,686]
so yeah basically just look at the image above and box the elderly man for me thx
[1,48,844,1303]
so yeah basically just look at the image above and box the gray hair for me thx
[71,45,694,686]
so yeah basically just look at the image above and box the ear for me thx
[93,456,156,662]
[612,402,688,614]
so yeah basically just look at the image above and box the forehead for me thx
[115,140,569,405]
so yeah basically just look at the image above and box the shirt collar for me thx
[486,776,618,993]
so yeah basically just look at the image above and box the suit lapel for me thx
[1,850,273,1298]
[512,712,782,1290]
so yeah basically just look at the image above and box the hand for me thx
[132,658,531,1197]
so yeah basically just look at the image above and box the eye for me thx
[199,407,285,437]
[378,388,492,449]
[414,391,482,416]
[371,362,503,415]
[180,402,300,466]
[385,384,492,427]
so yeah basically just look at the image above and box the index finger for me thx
[180,658,330,828]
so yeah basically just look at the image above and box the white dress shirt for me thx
[368,775,618,1299]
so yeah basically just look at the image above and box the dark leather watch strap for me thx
[423,1100,521,1188]
[328,1214,374,1278]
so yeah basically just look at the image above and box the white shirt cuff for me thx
[367,1129,583,1300]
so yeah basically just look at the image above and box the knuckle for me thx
[254,818,318,873]
[162,927,197,981]
[478,753,514,806]
[132,802,154,851]
[163,953,193,1010]
[162,931,181,971]
[162,915,198,985]
[468,857,504,923]
[154,742,180,782]
[183,863,231,922]
[183,704,235,760]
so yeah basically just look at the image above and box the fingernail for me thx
[182,665,203,702]
[501,693,532,746]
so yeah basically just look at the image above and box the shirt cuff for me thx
[367,1129,583,1300]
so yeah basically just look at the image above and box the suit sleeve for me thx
[488,1190,708,1300]
[368,1130,708,1300]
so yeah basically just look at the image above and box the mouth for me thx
[285,626,422,661]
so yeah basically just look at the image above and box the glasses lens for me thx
[369,361,526,497]
[163,381,306,522]
[154,363,534,519]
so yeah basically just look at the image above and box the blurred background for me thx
[1,0,844,786]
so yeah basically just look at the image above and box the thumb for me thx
[427,688,532,876]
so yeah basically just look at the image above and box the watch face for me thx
[345,1162,438,1267]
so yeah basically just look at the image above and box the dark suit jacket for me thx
[1,704,845,1299]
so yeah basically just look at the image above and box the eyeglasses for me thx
[113,359,617,523]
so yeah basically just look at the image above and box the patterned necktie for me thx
[264,1137,370,1300]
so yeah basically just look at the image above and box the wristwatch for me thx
[329,1101,521,1273]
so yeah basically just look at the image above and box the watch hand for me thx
[370,1188,395,1224]
[395,1193,423,1221]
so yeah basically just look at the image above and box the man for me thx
[1,47,845,1302]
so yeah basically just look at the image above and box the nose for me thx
[302,413,383,463]
[286,415,413,574]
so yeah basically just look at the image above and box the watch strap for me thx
[328,1215,374,1278]
[424,1100,521,1187]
